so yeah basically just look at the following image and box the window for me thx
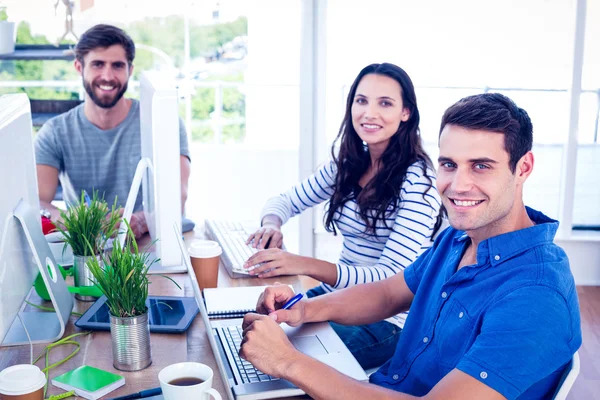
[573,0,600,228]
[324,0,590,227]
[5,0,306,251]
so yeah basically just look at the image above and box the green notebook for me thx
[51,365,125,400]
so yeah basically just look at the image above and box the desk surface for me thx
[0,230,318,399]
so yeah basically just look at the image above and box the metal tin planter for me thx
[110,312,152,371]
[73,254,100,301]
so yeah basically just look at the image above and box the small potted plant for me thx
[56,191,122,301]
[86,222,180,371]
[0,5,15,55]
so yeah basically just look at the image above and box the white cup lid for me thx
[0,364,46,395]
[188,240,222,258]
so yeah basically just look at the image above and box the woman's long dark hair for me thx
[325,63,443,237]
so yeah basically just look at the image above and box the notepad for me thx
[204,286,278,318]
[51,365,125,400]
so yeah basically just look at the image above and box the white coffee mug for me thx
[159,362,222,400]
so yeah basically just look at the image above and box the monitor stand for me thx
[103,242,187,274]
[118,158,187,274]
[1,201,73,347]
[146,251,187,274]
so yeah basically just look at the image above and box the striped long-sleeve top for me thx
[260,160,442,328]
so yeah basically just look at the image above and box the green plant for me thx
[57,191,122,256]
[0,7,7,22]
[86,222,181,318]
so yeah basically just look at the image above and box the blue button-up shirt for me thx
[370,207,582,399]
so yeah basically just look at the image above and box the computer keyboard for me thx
[220,325,279,384]
[205,220,257,277]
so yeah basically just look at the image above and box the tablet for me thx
[75,296,199,333]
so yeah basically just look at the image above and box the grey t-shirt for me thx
[34,99,190,212]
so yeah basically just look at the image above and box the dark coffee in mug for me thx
[168,377,205,386]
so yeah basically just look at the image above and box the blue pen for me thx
[108,387,162,400]
[83,190,91,206]
[282,292,304,310]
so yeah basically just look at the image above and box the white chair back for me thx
[552,351,580,400]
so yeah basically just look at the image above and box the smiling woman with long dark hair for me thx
[244,63,443,369]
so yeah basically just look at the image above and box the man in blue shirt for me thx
[239,93,582,399]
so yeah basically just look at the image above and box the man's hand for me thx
[239,313,300,378]
[129,211,149,238]
[251,284,305,327]
[36,165,62,223]
[243,249,306,278]
[246,223,283,249]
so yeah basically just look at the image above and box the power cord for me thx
[47,391,76,400]
[16,310,85,400]
[33,331,91,400]
[25,300,83,317]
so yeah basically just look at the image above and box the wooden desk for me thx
[0,232,318,399]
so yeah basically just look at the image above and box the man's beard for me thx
[83,77,128,109]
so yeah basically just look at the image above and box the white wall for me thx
[244,0,301,149]
[185,143,299,254]
[556,238,600,286]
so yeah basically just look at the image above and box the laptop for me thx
[174,226,367,400]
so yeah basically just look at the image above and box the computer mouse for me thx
[182,217,196,233]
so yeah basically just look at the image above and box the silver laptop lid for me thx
[175,228,304,399]
[173,225,237,400]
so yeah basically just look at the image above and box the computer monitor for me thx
[118,72,185,273]
[0,94,72,346]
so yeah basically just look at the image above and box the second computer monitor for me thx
[139,72,183,270]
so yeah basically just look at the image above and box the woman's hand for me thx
[243,249,306,278]
[246,222,284,249]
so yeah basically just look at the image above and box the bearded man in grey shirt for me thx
[35,24,191,238]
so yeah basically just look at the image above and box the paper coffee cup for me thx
[0,364,46,400]
[188,240,222,290]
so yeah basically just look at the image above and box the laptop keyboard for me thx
[206,220,258,275]
[221,325,280,384]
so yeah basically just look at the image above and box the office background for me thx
[0,1,598,398]
[1,0,598,278]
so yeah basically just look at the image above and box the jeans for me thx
[306,286,401,370]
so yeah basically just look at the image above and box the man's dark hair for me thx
[75,24,135,65]
[439,93,533,173]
